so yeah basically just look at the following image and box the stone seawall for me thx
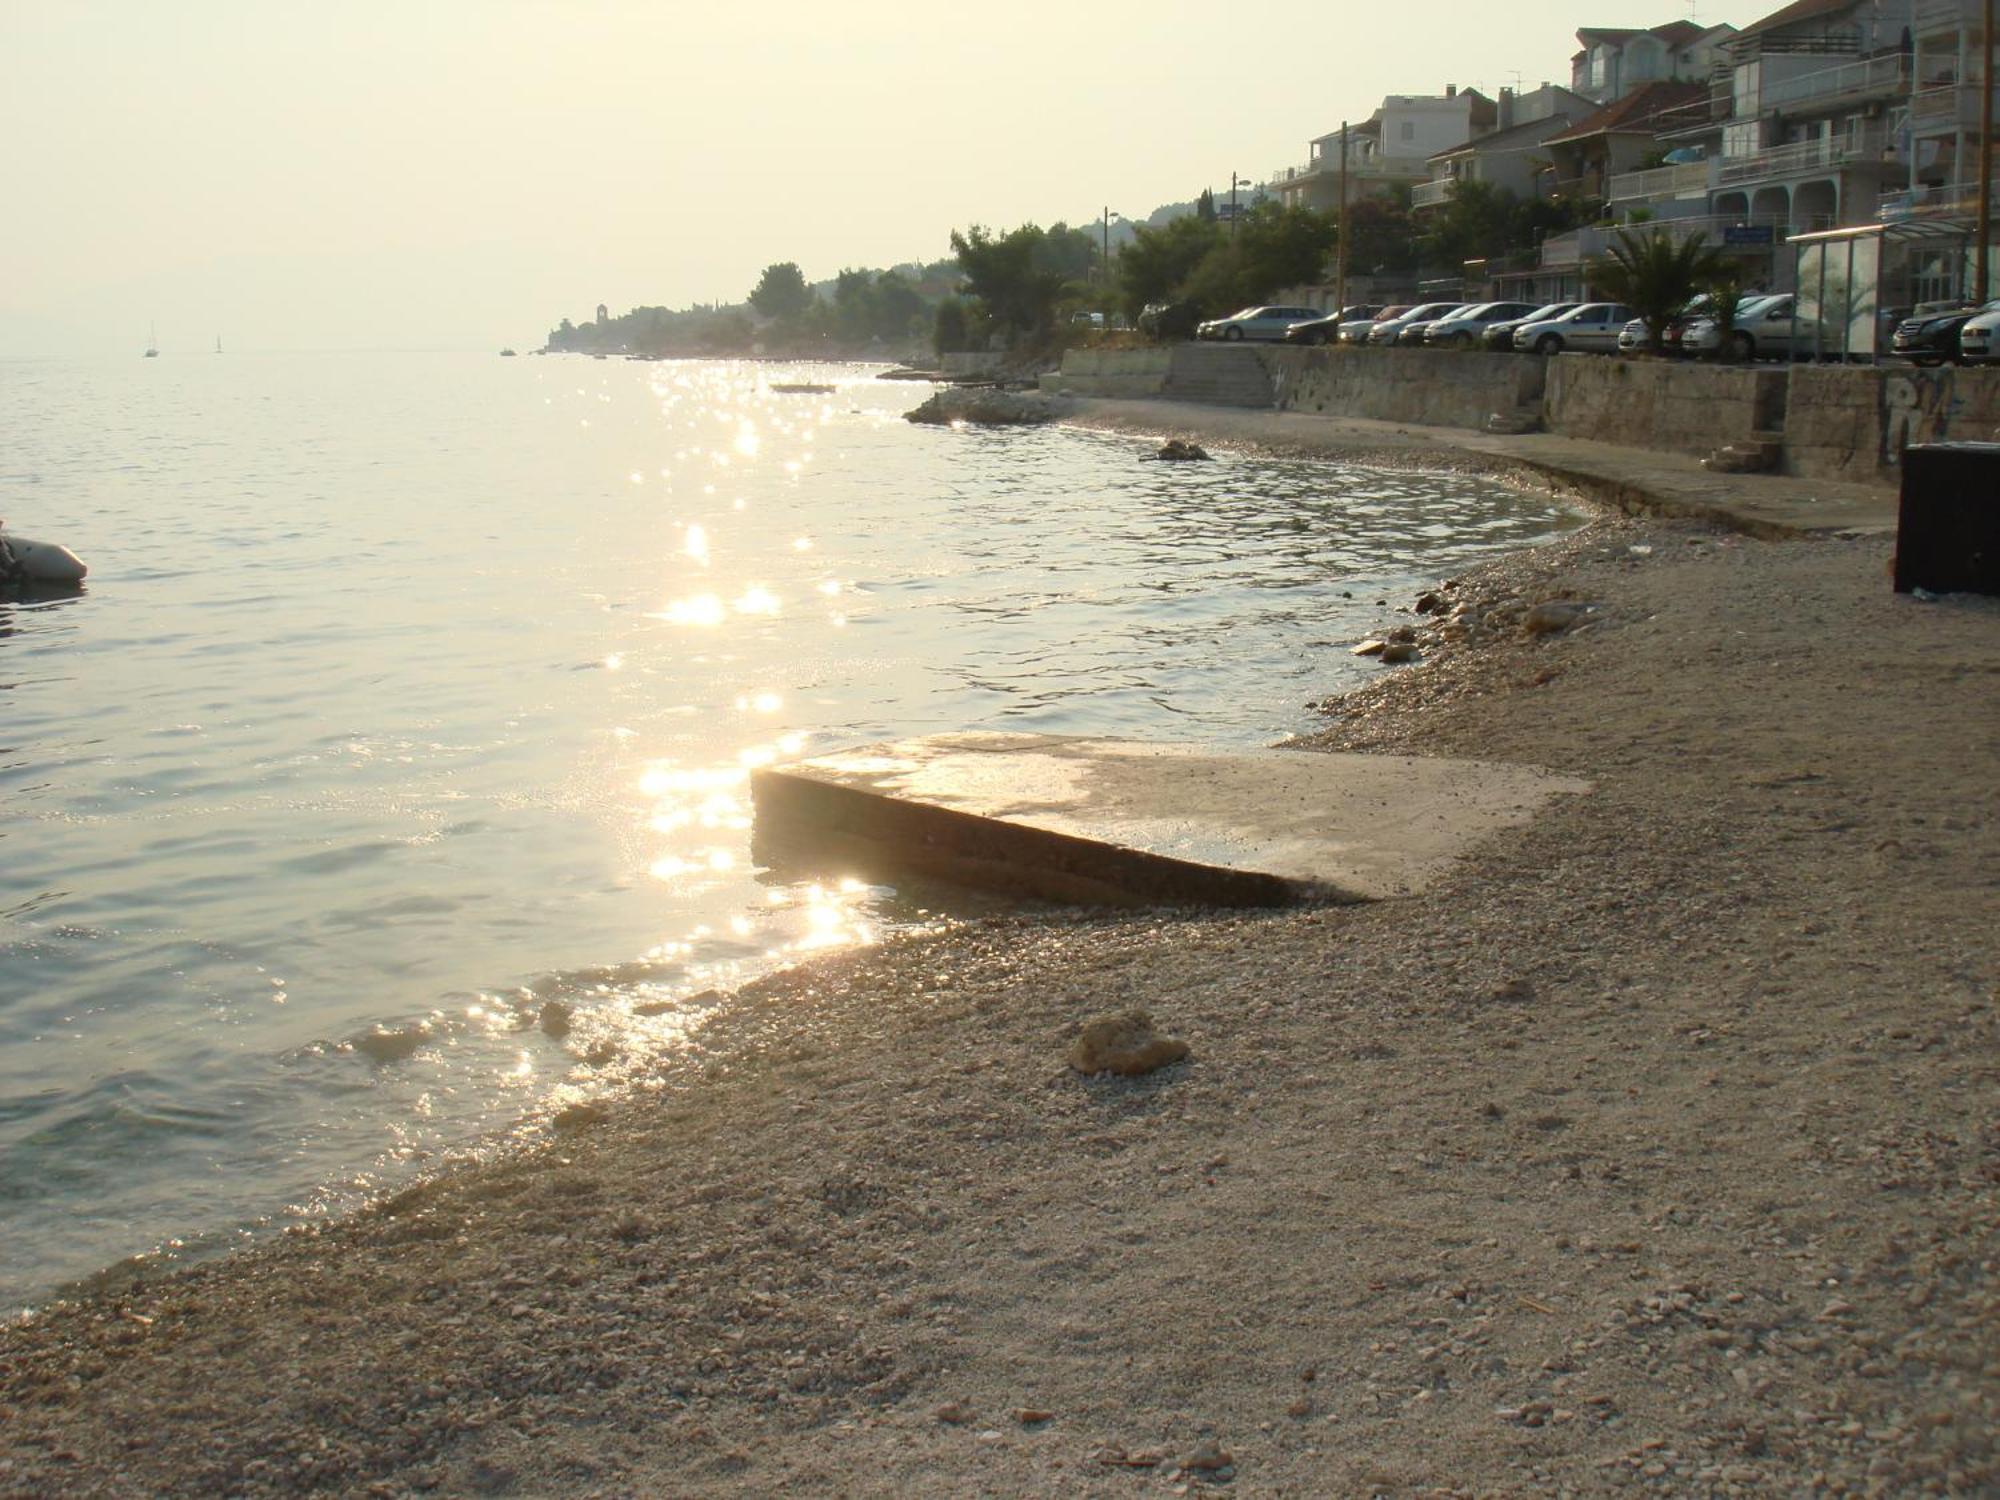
[1786,365,2000,481]
[1270,347,1543,430]
[1544,357,1785,459]
[1038,346,2000,485]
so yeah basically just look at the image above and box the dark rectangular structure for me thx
[1896,443,2000,596]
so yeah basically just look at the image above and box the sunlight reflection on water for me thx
[0,353,1576,1308]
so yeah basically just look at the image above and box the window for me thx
[1400,122,1416,142]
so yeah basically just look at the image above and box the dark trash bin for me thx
[1895,443,2000,596]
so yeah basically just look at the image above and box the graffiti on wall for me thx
[1880,370,1969,466]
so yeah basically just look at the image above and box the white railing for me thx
[1880,175,2000,218]
[1275,154,1430,184]
[1914,0,1980,32]
[1608,161,1713,203]
[1752,52,1908,112]
[1715,129,1889,186]
[1541,215,1795,267]
[1410,178,1455,208]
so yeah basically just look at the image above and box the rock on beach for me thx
[1068,1010,1189,1076]
[904,389,1065,426]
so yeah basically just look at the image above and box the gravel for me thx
[3,463,1995,1497]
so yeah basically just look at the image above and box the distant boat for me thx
[499,348,517,357]
[215,336,222,354]
[144,325,158,358]
[770,382,835,395]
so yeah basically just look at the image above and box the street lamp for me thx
[1229,172,1245,236]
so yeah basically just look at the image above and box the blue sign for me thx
[1723,225,1776,246]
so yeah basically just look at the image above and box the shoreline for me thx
[4,406,1994,1496]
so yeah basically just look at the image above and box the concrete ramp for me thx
[750,733,1590,908]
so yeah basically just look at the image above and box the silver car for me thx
[1512,302,1635,354]
[1195,305,1323,342]
[1680,294,1804,359]
[1369,302,1466,346]
[1424,301,1539,348]
[1342,305,1413,343]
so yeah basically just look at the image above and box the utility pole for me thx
[1336,120,1351,315]
[1979,0,1994,300]
[1230,172,1242,238]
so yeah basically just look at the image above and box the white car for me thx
[1424,301,1540,348]
[1680,294,1807,360]
[1195,305,1323,341]
[1343,305,1414,343]
[1512,302,1635,354]
[1956,303,2000,364]
[1368,302,1466,346]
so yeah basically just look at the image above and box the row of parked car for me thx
[1192,295,2000,363]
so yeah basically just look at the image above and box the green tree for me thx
[1235,203,1337,294]
[1585,228,1729,351]
[1196,188,1217,223]
[933,296,970,354]
[749,262,813,321]
[1117,214,1224,322]
[1341,194,1418,276]
[1416,181,1520,269]
[1703,268,1747,359]
[948,224,1076,338]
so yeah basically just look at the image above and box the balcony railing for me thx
[1752,52,1909,112]
[1911,81,1997,127]
[1275,154,1430,185]
[1410,178,1456,209]
[1541,214,1795,268]
[1608,161,1713,203]
[1915,0,1983,33]
[1881,175,2000,219]
[1714,129,1890,186]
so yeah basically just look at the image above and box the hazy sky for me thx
[1,0,1751,354]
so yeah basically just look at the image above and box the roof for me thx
[1735,0,1856,42]
[1544,81,1710,144]
[1428,110,1593,163]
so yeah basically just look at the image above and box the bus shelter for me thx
[1787,218,1984,362]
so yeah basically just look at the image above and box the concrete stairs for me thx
[1164,344,1279,408]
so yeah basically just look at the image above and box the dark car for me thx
[1891,301,1983,366]
[1482,302,1579,351]
[1283,305,1381,345]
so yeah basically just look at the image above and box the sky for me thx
[0,0,1754,355]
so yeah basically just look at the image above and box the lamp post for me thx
[1230,171,1245,237]
[1978,0,1994,300]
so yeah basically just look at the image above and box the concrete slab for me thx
[750,733,1591,908]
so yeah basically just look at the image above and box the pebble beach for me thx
[3,409,1996,1498]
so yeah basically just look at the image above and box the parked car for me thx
[1955,301,2000,364]
[1343,305,1413,343]
[1196,305,1324,341]
[1369,302,1467,346]
[1423,301,1539,348]
[1482,302,1578,351]
[1395,304,1475,345]
[1891,300,1990,365]
[1512,302,1635,354]
[1679,294,1813,360]
[1614,294,1737,354]
[1138,301,1200,340]
[1282,305,1381,345]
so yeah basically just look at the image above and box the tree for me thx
[1196,188,1217,223]
[1117,214,1224,322]
[1416,181,1520,270]
[749,262,813,321]
[1341,194,1418,276]
[933,296,970,354]
[1585,228,1729,352]
[948,224,1076,338]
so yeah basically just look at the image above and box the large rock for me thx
[1069,1010,1189,1077]
[904,388,1065,426]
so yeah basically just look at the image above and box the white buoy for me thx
[0,531,88,584]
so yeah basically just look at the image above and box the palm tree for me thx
[1585,227,1729,353]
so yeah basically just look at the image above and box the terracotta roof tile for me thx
[1543,80,1710,144]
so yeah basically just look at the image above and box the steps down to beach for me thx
[1162,344,1278,408]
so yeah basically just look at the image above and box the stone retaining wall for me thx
[1039,348,1173,398]
[1543,357,1785,459]
[1270,347,1542,430]
[1786,365,2000,481]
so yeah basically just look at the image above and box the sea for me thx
[0,352,1577,1311]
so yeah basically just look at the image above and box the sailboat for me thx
[214,335,222,355]
[144,324,158,358]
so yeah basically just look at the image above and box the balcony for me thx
[1410,178,1456,209]
[1915,0,1985,32]
[1273,153,1431,186]
[1881,175,2000,219]
[1541,214,1795,268]
[1714,128,1892,187]
[1911,81,1997,128]
[1751,52,1909,112]
[1608,161,1713,204]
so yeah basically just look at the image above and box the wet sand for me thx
[3,409,1996,1497]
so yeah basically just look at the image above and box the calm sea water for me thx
[0,352,1574,1308]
